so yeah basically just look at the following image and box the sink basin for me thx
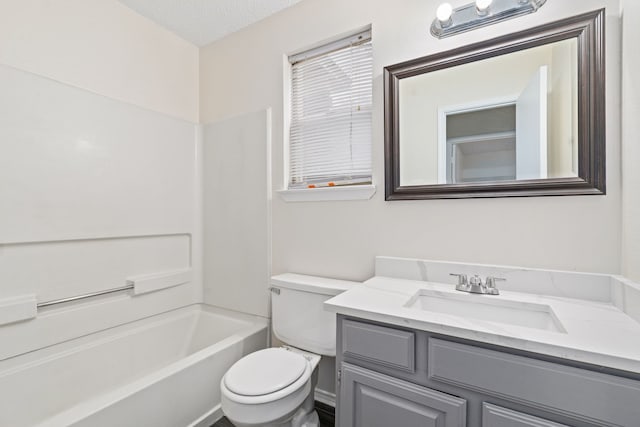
[404,290,565,333]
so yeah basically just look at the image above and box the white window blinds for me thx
[288,30,373,189]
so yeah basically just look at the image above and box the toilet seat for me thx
[224,348,307,396]
[221,348,313,405]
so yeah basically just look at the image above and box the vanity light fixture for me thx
[431,0,547,38]
[475,0,492,16]
[436,3,454,27]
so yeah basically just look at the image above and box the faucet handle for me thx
[485,276,506,287]
[485,276,506,290]
[449,273,468,285]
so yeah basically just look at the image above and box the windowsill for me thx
[277,184,377,202]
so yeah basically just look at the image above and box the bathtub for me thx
[0,304,268,427]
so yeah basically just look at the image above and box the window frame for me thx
[281,29,375,202]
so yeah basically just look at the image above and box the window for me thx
[288,30,373,190]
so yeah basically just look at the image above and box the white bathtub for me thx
[0,304,268,427]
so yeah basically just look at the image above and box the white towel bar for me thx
[0,268,192,326]
[36,284,134,309]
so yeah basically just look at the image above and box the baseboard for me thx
[314,388,336,407]
[189,404,223,427]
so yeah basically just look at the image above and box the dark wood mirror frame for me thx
[384,9,605,200]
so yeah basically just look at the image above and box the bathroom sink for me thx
[404,290,565,333]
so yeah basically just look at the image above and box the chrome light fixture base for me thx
[431,0,547,39]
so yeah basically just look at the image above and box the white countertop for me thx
[325,275,640,374]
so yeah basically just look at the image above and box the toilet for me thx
[220,273,352,427]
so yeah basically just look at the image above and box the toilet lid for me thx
[224,348,307,396]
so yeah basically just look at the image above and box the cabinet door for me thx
[339,363,466,427]
[483,404,569,427]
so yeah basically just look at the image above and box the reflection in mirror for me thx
[385,10,606,199]
[399,38,578,186]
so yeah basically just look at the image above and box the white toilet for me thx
[220,273,352,427]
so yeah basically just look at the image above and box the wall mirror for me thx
[384,9,605,200]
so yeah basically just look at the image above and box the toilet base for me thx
[226,408,318,427]
[290,407,319,427]
[226,392,320,427]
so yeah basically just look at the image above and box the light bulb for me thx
[436,3,453,25]
[476,0,492,15]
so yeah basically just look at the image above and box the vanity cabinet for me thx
[336,316,640,427]
[482,404,569,427]
[340,363,466,427]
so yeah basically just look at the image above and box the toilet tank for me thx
[270,273,357,357]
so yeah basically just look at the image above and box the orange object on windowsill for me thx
[307,181,338,189]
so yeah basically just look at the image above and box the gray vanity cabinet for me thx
[336,316,640,427]
[340,363,467,427]
[482,404,569,427]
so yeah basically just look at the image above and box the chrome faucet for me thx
[449,273,504,295]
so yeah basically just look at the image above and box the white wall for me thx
[0,0,199,122]
[200,0,621,285]
[203,110,272,318]
[621,0,640,281]
[0,0,201,359]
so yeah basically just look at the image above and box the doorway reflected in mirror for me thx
[399,38,577,187]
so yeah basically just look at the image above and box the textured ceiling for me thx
[118,0,302,46]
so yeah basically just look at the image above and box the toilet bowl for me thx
[221,347,321,427]
[220,273,354,427]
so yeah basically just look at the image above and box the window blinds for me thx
[288,30,373,188]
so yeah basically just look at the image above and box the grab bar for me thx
[1,268,192,326]
[36,284,134,309]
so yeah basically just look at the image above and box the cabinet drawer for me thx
[340,363,466,427]
[428,338,640,427]
[342,320,415,372]
[482,403,568,427]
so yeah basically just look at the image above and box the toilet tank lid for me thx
[270,273,359,296]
